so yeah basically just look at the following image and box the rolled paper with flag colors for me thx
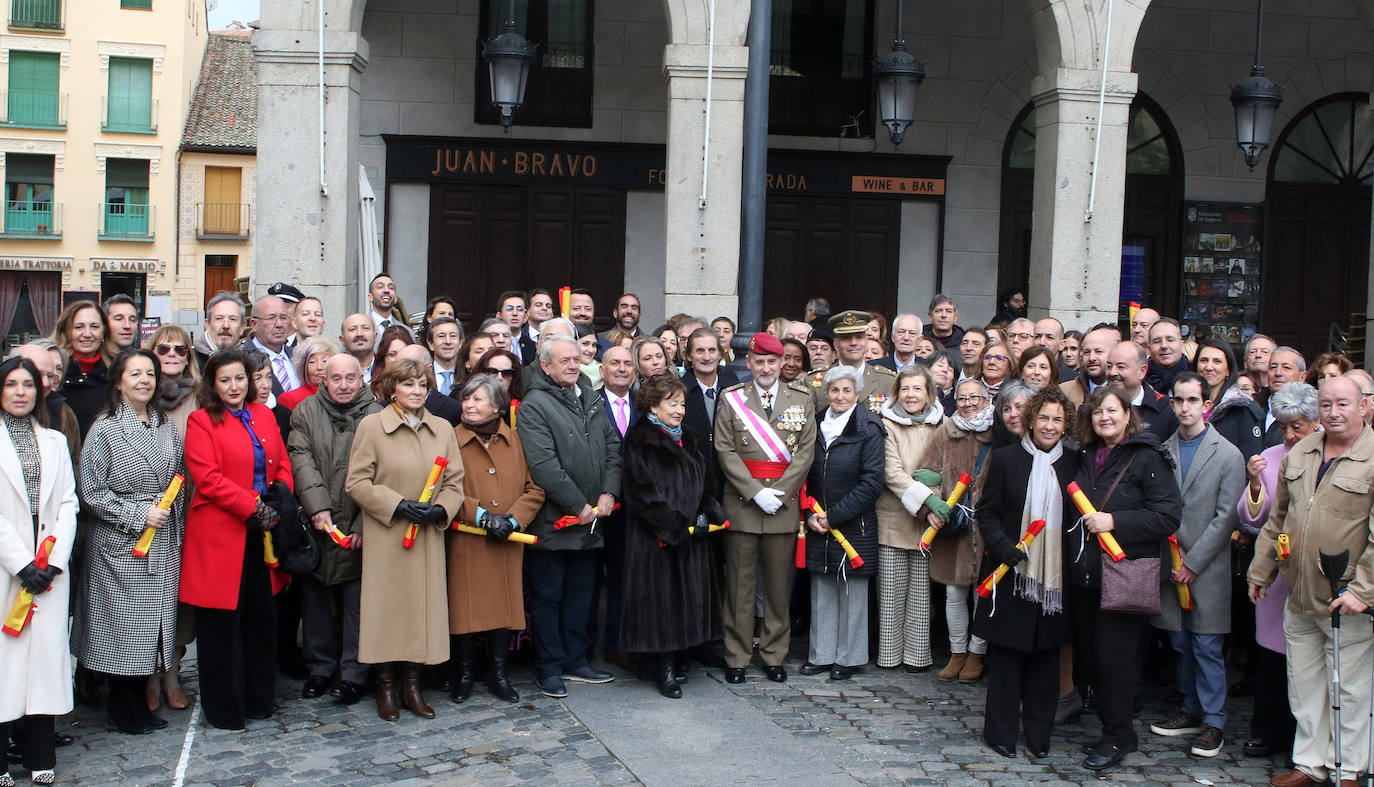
[510,399,519,429]
[403,456,450,549]
[324,524,353,549]
[4,536,56,638]
[262,532,279,567]
[452,522,538,545]
[658,521,729,548]
[134,474,184,558]
[1066,481,1126,562]
[976,519,1047,598]
[828,527,864,569]
[553,502,621,529]
[559,286,571,319]
[1276,533,1291,560]
[917,472,974,550]
[1168,534,1193,611]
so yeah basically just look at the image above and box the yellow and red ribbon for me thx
[324,524,353,549]
[1168,534,1193,611]
[452,522,539,545]
[3,536,56,638]
[133,474,184,558]
[1066,481,1126,562]
[917,472,973,551]
[403,457,450,549]
[553,502,620,530]
[976,519,1047,598]
[559,286,571,319]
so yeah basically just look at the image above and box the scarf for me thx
[953,403,995,433]
[465,412,501,439]
[901,402,941,424]
[647,413,683,442]
[227,406,268,495]
[3,412,40,518]
[1016,435,1064,614]
[1205,383,1251,422]
[74,351,101,374]
[155,373,197,411]
[821,405,855,448]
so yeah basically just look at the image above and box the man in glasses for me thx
[496,291,532,364]
[243,295,299,396]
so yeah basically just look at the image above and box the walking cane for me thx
[1320,549,1351,785]
[1365,606,1374,787]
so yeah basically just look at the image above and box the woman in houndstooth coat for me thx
[73,350,186,735]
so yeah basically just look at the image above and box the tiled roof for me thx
[181,32,256,152]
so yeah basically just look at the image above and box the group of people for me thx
[0,279,1368,787]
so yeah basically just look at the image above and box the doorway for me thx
[100,272,146,315]
[204,254,238,307]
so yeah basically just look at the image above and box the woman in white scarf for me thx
[969,388,1078,760]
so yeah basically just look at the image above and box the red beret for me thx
[747,332,784,357]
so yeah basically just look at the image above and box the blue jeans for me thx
[1169,629,1227,729]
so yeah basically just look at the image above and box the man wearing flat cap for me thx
[715,332,816,684]
[810,310,897,414]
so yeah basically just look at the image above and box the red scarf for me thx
[73,351,101,374]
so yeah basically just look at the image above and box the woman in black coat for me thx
[1194,338,1265,459]
[1070,386,1181,771]
[800,367,885,681]
[53,300,117,439]
[619,373,725,699]
[972,388,1079,759]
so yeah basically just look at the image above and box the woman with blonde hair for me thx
[52,300,118,438]
[146,325,200,437]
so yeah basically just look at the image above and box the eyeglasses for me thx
[483,367,516,378]
[1008,332,1033,342]
[984,354,1008,363]
[956,395,986,404]
[501,305,526,312]
[155,343,189,357]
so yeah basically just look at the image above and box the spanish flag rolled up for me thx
[553,503,621,529]
[1065,481,1126,562]
[828,526,864,569]
[452,522,538,545]
[917,472,973,551]
[403,457,449,549]
[559,286,571,319]
[324,524,353,549]
[657,521,729,548]
[3,536,56,638]
[976,519,1047,598]
[1168,534,1193,611]
[133,473,184,558]
[1275,533,1291,561]
[510,399,520,429]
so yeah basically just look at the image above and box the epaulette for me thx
[872,365,897,376]
[785,380,812,394]
[721,382,746,394]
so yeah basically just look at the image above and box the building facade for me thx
[0,0,207,349]
[255,0,1374,358]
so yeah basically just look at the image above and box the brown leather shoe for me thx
[958,653,985,683]
[937,653,967,681]
[402,663,435,719]
[1268,769,1319,787]
[162,669,188,710]
[375,664,400,721]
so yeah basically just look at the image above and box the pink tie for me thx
[615,398,629,436]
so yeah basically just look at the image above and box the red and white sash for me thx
[724,388,791,463]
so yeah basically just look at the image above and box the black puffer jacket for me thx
[804,407,885,577]
[1207,385,1266,460]
[1068,431,1181,589]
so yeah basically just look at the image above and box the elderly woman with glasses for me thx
[915,377,996,683]
[277,337,339,412]
[979,341,1018,399]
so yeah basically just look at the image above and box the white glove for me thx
[752,487,785,516]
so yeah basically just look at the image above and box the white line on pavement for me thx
[171,700,200,787]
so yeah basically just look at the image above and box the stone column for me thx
[1027,67,1138,329]
[253,28,368,325]
[661,42,748,321]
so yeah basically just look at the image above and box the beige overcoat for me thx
[876,403,944,550]
[913,419,992,586]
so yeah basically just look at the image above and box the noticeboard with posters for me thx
[1180,202,1263,349]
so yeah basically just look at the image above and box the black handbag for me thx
[942,443,989,536]
[261,480,320,576]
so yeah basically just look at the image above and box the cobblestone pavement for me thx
[35,644,1287,786]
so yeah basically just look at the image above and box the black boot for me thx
[655,653,682,699]
[450,635,475,703]
[486,630,519,703]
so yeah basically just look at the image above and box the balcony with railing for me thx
[8,0,63,30]
[197,202,250,239]
[0,90,66,129]
[101,96,158,134]
[2,200,59,237]
[98,202,152,240]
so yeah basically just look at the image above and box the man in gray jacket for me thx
[520,335,622,699]
[1150,372,1245,758]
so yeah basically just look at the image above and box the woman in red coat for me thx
[179,349,293,730]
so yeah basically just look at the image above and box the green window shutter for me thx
[7,51,59,126]
[121,0,153,8]
[106,57,152,131]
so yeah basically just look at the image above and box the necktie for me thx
[705,387,716,426]
[272,354,295,392]
[614,398,629,437]
[381,318,392,331]
[439,369,452,396]
[761,390,773,418]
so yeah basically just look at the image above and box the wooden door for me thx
[204,167,241,234]
[204,255,237,308]
[427,184,626,333]
[762,195,900,321]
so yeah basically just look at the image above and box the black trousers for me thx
[527,549,596,680]
[103,673,155,732]
[1250,645,1296,750]
[983,644,1059,751]
[1,715,54,771]
[587,516,626,656]
[194,535,277,730]
[1069,587,1148,747]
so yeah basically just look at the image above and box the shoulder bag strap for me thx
[1099,451,1139,509]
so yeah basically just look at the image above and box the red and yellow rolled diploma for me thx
[976,519,1047,597]
[452,522,539,545]
[828,526,864,569]
[917,472,973,550]
[657,521,729,548]
[1275,533,1291,561]
[133,474,184,558]
[324,524,353,549]
[3,536,56,638]
[1168,534,1193,611]
[559,286,571,319]
[510,399,519,429]
[553,503,621,529]
[1066,481,1126,562]
[403,457,449,549]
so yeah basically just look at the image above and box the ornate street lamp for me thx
[873,0,925,146]
[1230,0,1282,170]
[482,0,538,129]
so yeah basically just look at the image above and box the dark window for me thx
[1007,99,1176,174]
[474,0,593,128]
[769,0,873,137]
[1272,95,1374,185]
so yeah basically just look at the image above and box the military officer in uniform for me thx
[715,332,817,683]
[810,310,898,415]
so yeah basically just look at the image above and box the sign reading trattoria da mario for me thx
[92,258,161,274]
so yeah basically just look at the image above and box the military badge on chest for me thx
[777,405,807,450]
[867,392,888,413]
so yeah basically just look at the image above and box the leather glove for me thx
[912,469,942,487]
[1000,544,1028,565]
[247,500,278,532]
[16,562,48,594]
[692,513,711,538]
[36,565,62,588]
[483,513,515,542]
[924,494,952,523]
[395,500,430,525]
[752,487,785,516]
[421,504,448,528]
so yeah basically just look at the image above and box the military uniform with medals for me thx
[810,310,898,414]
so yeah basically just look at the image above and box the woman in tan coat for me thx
[915,377,994,683]
[876,364,944,672]
[448,375,543,705]
[346,358,464,721]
